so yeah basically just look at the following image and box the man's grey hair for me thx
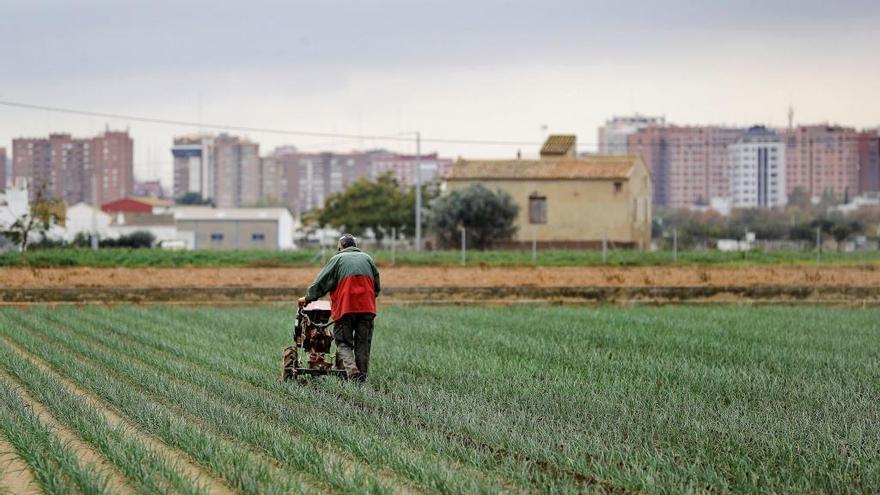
[339,234,357,249]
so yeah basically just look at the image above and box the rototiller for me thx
[280,300,347,382]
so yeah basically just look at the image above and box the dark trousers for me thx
[334,313,374,380]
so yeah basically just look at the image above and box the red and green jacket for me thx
[305,247,381,320]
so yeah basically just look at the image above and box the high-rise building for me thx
[92,131,134,205]
[781,125,860,201]
[372,152,453,185]
[172,135,215,201]
[212,135,260,208]
[627,125,743,208]
[172,134,260,207]
[0,147,7,188]
[598,115,665,155]
[259,148,451,216]
[11,131,132,204]
[729,126,786,208]
[856,130,880,193]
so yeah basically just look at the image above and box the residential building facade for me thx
[598,115,665,155]
[172,135,215,200]
[11,131,133,204]
[728,126,786,208]
[0,147,6,188]
[627,125,743,208]
[781,125,860,201]
[856,130,880,194]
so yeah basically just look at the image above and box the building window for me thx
[528,195,547,224]
[210,233,224,241]
[614,181,623,193]
[251,233,266,241]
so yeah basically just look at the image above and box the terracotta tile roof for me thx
[130,196,174,207]
[540,135,577,156]
[447,156,639,181]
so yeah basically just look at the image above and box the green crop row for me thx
[1,247,879,268]
[0,305,878,494]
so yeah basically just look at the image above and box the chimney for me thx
[539,135,577,159]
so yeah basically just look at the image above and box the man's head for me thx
[337,234,357,251]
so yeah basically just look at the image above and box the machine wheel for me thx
[280,346,298,382]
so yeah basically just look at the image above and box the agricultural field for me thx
[0,305,878,494]
[2,247,880,268]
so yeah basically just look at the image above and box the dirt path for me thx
[0,336,235,495]
[2,265,879,289]
[0,434,38,495]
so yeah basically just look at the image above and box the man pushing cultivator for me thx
[291,234,381,382]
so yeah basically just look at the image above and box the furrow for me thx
[0,433,39,495]
[0,334,231,495]
[16,311,394,495]
[0,316,308,495]
[0,367,134,494]
[91,306,534,493]
[75,306,522,494]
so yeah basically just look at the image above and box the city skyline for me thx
[2,0,879,190]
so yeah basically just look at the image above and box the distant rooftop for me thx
[173,206,292,221]
[447,156,639,181]
[540,135,577,158]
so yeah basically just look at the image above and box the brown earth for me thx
[1,265,879,289]
[0,435,38,495]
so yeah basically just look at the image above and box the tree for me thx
[428,184,518,249]
[787,187,811,209]
[1,188,66,252]
[176,192,211,205]
[315,174,415,243]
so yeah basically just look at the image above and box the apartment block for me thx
[12,131,132,204]
[172,134,259,207]
[856,130,880,193]
[598,115,665,155]
[627,125,743,208]
[729,127,786,208]
[781,125,860,201]
[0,147,6,188]
[172,135,215,200]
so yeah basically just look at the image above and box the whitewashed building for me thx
[729,126,786,208]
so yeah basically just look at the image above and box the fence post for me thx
[532,228,537,264]
[672,228,678,263]
[602,232,608,264]
[391,227,396,265]
[816,227,821,265]
[460,226,466,266]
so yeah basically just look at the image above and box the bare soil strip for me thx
[2,265,879,289]
[0,337,234,495]
[0,367,133,494]
[0,434,38,495]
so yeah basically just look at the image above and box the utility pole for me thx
[414,131,422,252]
[672,228,678,263]
[91,165,99,250]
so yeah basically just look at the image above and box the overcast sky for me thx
[2,0,879,189]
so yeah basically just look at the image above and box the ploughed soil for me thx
[1,265,879,289]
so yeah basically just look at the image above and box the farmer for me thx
[299,234,380,381]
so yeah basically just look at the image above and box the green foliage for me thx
[0,188,66,252]
[175,192,211,205]
[429,184,518,249]
[315,174,418,242]
[1,305,878,493]
[98,231,156,249]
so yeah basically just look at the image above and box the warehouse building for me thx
[173,207,295,250]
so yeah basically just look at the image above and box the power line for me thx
[0,99,544,147]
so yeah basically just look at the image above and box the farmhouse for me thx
[445,135,652,248]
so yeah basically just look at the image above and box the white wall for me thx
[64,203,113,242]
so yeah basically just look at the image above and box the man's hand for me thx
[297,297,307,307]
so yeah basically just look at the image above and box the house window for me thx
[614,181,623,193]
[529,195,547,224]
[251,233,266,241]
[210,233,224,241]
